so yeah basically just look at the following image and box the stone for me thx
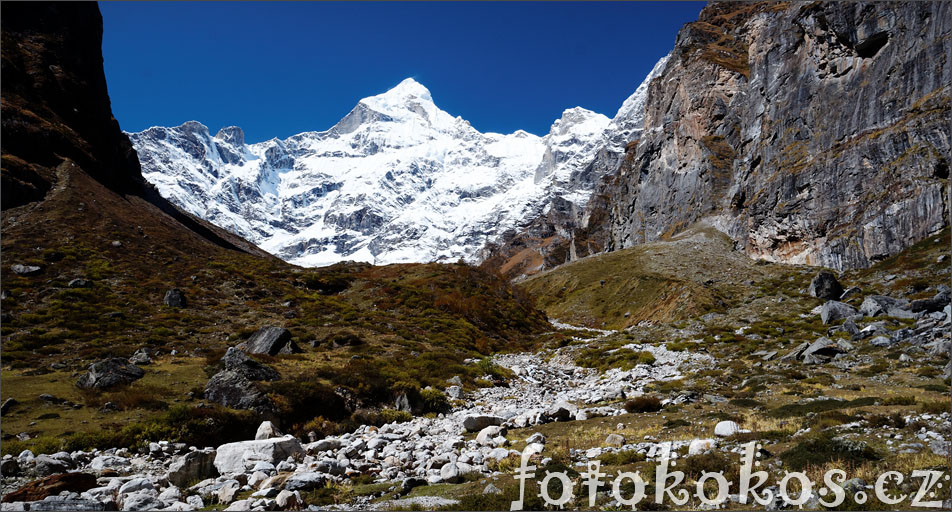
[870,335,895,347]
[1,472,97,502]
[10,264,42,276]
[840,286,862,300]
[283,472,326,492]
[801,337,851,362]
[224,499,252,511]
[779,342,810,362]
[439,462,461,483]
[214,436,304,474]
[164,289,187,308]
[688,438,716,455]
[158,486,183,504]
[123,491,165,511]
[220,347,280,381]
[75,358,145,389]
[483,483,503,495]
[167,450,218,487]
[274,490,301,510]
[860,295,910,318]
[545,400,578,422]
[1,458,20,477]
[118,477,153,495]
[0,398,18,416]
[714,420,743,437]
[20,499,111,511]
[821,301,858,325]
[68,279,91,288]
[186,495,204,509]
[911,291,951,313]
[237,327,301,356]
[525,432,546,445]
[445,385,463,400]
[476,426,506,447]
[128,348,152,365]
[808,271,844,300]
[217,481,240,504]
[203,370,275,415]
[604,434,626,447]
[254,421,283,440]
[462,415,504,432]
[32,455,69,477]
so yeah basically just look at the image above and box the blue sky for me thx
[100,2,704,143]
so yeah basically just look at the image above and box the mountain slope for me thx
[601,1,951,271]
[129,60,667,267]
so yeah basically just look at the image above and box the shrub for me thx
[624,396,663,413]
[882,396,916,406]
[379,409,412,424]
[866,411,906,429]
[598,450,645,466]
[919,401,949,415]
[780,435,881,471]
[420,388,449,413]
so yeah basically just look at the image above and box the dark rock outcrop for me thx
[75,358,145,389]
[221,347,280,381]
[163,289,187,308]
[809,271,844,301]
[203,348,280,417]
[238,326,301,356]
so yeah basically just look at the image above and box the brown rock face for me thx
[2,472,98,502]
[486,2,950,276]
[608,1,950,271]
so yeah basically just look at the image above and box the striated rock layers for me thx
[488,2,950,276]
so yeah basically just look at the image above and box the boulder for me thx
[870,336,896,347]
[714,420,743,437]
[203,370,275,415]
[255,421,283,440]
[238,327,301,356]
[75,358,145,389]
[164,289,187,308]
[275,490,301,510]
[214,436,304,475]
[32,455,69,477]
[462,415,504,432]
[19,499,110,511]
[118,477,153,495]
[445,385,463,400]
[1,397,18,416]
[604,434,626,447]
[220,347,280,381]
[283,472,326,492]
[68,278,92,288]
[821,301,858,325]
[778,342,810,362]
[10,264,42,276]
[1,472,98,502]
[439,462,461,484]
[688,438,716,455]
[476,426,506,447]
[911,291,951,313]
[1,458,20,477]
[801,337,852,362]
[483,483,503,495]
[860,295,910,317]
[545,400,578,422]
[217,481,240,504]
[167,450,218,487]
[128,348,152,365]
[808,271,844,300]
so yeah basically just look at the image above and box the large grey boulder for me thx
[911,291,951,313]
[167,449,218,487]
[283,472,327,491]
[544,400,578,422]
[75,358,145,389]
[820,301,857,325]
[860,295,910,317]
[203,371,274,415]
[801,337,852,363]
[221,347,280,381]
[809,271,844,301]
[11,264,42,276]
[214,436,304,475]
[238,327,301,356]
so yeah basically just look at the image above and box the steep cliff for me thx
[607,1,950,271]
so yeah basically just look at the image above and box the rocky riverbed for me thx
[0,322,719,511]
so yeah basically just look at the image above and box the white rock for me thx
[214,436,304,474]
[714,421,743,437]
[688,439,717,455]
[254,421,283,440]
[118,477,154,495]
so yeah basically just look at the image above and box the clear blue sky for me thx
[100,2,704,143]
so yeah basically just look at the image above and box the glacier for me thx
[129,55,668,267]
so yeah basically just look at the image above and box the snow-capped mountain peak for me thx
[130,57,667,267]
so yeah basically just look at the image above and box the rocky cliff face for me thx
[607,1,950,271]
[488,1,950,277]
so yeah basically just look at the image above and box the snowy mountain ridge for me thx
[130,55,668,267]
